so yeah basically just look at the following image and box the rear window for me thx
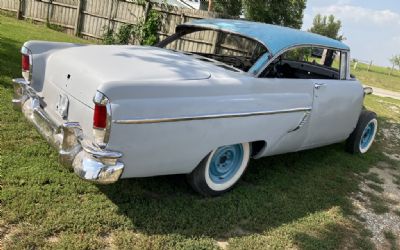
[159,29,268,72]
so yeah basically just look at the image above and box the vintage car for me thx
[12,19,377,196]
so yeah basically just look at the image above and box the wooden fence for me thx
[0,0,229,41]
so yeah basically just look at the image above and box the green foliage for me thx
[309,14,343,41]
[102,28,116,45]
[45,22,65,32]
[141,10,161,45]
[285,47,312,62]
[102,10,160,46]
[116,24,136,44]
[243,0,306,29]
[390,55,400,70]
[213,0,243,17]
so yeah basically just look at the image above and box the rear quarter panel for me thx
[101,77,314,178]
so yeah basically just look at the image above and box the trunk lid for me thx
[44,45,211,106]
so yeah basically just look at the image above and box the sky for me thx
[302,0,400,66]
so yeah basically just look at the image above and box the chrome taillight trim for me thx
[21,46,33,83]
[93,91,111,148]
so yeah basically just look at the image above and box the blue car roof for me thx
[178,19,350,56]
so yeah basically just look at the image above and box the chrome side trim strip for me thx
[288,111,311,133]
[113,107,312,125]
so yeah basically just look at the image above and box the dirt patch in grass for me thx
[352,166,400,248]
[216,240,229,249]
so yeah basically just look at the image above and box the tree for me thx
[390,55,400,69]
[208,0,213,11]
[390,55,400,75]
[309,14,343,41]
[243,0,307,29]
[213,0,243,17]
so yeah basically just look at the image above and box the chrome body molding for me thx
[288,111,311,133]
[113,107,313,125]
[12,78,124,184]
[363,87,373,96]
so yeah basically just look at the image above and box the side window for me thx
[260,46,347,80]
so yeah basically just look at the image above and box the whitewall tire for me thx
[187,142,251,196]
[346,111,378,154]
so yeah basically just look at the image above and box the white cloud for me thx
[313,5,400,26]
[393,36,400,43]
[337,0,352,5]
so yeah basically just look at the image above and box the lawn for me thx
[1,14,400,249]
[351,62,400,93]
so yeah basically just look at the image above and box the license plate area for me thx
[56,94,69,119]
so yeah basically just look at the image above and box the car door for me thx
[301,50,364,149]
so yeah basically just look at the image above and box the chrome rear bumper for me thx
[12,78,124,184]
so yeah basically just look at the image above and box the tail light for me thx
[93,91,111,148]
[21,46,32,82]
[94,104,107,129]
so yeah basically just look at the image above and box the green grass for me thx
[363,172,385,184]
[0,14,399,249]
[351,62,400,92]
[366,183,384,193]
[384,231,398,250]
[364,192,390,214]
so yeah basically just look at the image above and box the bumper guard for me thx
[12,78,124,184]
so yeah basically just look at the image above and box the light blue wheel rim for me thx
[360,121,376,150]
[209,144,244,184]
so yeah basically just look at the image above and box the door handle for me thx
[314,83,327,89]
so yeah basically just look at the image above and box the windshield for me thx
[158,29,268,72]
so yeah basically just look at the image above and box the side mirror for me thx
[363,87,373,96]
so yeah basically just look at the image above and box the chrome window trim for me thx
[339,51,348,80]
[113,107,312,125]
[346,52,351,80]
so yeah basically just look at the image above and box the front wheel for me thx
[187,142,251,196]
[346,111,378,154]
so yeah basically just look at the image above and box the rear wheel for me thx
[188,143,251,196]
[346,111,378,154]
